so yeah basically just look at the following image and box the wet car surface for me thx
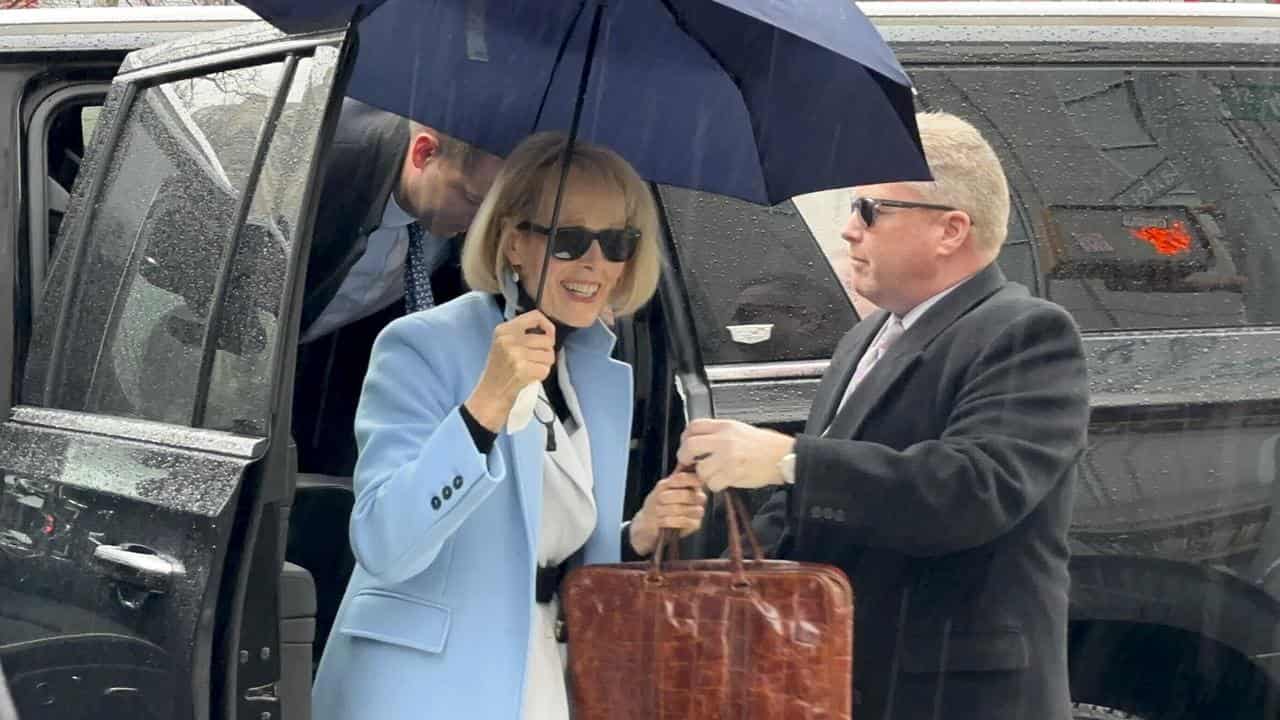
[0,4,1279,720]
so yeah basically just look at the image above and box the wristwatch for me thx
[777,452,797,485]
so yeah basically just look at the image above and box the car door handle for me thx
[93,544,182,593]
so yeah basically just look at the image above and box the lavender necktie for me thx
[828,316,906,429]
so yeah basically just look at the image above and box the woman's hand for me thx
[464,310,556,432]
[628,470,707,557]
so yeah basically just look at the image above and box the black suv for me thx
[1,5,1279,720]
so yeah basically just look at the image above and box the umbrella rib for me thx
[657,0,768,198]
[530,0,592,134]
[657,0,745,98]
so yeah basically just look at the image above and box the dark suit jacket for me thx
[294,99,467,476]
[752,263,1089,720]
[302,98,407,331]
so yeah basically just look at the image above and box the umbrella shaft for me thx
[533,1,607,311]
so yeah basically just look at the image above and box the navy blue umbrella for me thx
[242,0,928,308]
[240,0,928,205]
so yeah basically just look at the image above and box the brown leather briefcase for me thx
[562,490,855,719]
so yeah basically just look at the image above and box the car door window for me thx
[203,49,340,434]
[659,185,856,365]
[45,99,104,251]
[27,60,295,426]
[912,66,1280,331]
[1,26,345,720]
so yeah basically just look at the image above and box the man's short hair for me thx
[909,112,1011,255]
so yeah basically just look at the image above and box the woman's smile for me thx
[561,280,602,301]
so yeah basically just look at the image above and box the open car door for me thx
[0,21,350,720]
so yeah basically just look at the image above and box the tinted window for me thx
[46,101,104,251]
[35,60,291,425]
[202,49,340,434]
[660,186,855,365]
[913,67,1280,331]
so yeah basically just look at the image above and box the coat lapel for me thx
[807,313,887,434]
[508,420,547,552]
[545,360,595,498]
[545,422,594,498]
[563,324,631,566]
[824,264,1009,440]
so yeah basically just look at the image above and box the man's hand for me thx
[629,471,707,556]
[676,419,795,493]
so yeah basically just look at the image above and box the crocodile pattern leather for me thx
[563,492,854,718]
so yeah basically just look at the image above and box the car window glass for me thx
[202,48,341,435]
[913,66,1280,331]
[791,190,862,313]
[42,59,290,425]
[46,101,105,257]
[660,186,855,365]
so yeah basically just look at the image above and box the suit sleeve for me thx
[792,304,1089,557]
[347,318,506,584]
[747,487,792,558]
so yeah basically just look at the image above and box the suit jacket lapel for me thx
[824,264,1009,440]
[564,326,630,566]
[807,313,887,435]
[544,362,595,498]
[507,420,546,552]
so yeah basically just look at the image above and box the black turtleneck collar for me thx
[495,282,582,424]
[497,282,580,353]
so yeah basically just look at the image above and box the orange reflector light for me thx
[1129,221,1192,256]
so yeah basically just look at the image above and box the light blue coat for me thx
[311,292,633,719]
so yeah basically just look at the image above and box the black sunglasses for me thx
[851,196,964,228]
[517,221,640,263]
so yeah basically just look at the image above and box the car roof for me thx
[0,6,259,54]
[860,0,1280,23]
[860,1,1280,63]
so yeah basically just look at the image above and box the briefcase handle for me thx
[650,488,764,587]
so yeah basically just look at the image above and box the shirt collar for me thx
[380,191,415,229]
[895,278,966,330]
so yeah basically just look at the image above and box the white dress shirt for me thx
[301,194,450,343]
[523,351,597,720]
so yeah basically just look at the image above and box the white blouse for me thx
[522,351,598,720]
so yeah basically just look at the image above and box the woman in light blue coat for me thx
[312,133,707,719]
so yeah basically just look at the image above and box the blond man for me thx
[677,112,1090,720]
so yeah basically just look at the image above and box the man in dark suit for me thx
[294,98,502,474]
[677,112,1090,720]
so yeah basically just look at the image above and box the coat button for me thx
[810,506,824,520]
[453,476,463,490]
[431,496,442,510]
[442,486,453,501]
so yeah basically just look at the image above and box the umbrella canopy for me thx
[236,0,930,205]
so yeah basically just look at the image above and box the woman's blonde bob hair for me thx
[462,132,662,317]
